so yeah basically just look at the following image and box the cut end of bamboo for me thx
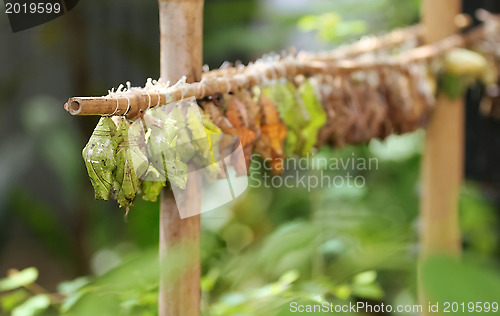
[66,99,82,115]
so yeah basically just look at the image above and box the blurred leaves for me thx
[8,190,74,261]
[21,95,84,204]
[298,12,367,42]
[62,248,160,316]
[0,268,38,292]
[1,290,31,313]
[0,134,33,218]
[11,295,51,316]
[460,185,499,257]
[422,256,500,309]
[0,268,54,316]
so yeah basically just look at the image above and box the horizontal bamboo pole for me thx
[203,24,424,79]
[299,24,424,62]
[64,22,486,118]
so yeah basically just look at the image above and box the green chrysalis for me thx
[113,118,147,208]
[187,104,224,181]
[141,164,166,202]
[147,107,190,190]
[82,117,118,200]
[264,82,308,156]
[299,79,327,156]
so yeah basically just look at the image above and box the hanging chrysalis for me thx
[188,104,211,161]
[255,88,287,174]
[234,90,263,174]
[112,118,149,208]
[147,106,189,190]
[188,102,223,181]
[202,116,223,164]
[264,82,307,156]
[225,95,257,176]
[380,68,414,134]
[316,75,346,147]
[203,100,237,150]
[169,107,196,162]
[235,90,261,129]
[82,117,118,200]
[440,48,488,99]
[141,164,166,202]
[299,79,327,155]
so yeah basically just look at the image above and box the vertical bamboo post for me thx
[158,0,204,316]
[419,0,462,310]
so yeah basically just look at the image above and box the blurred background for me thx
[1,0,500,315]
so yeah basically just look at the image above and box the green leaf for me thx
[438,71,474,100]
[57,277,90,296]
[0,267,38,291]
[60,290,87,313]
[422,256,500,309]
[353,270,377,284]
[1,289,30,312]
[12,294,50,316]
[297,15,321,31]
[351,282,384,300]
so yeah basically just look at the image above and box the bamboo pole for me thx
[63,23,487,118]
[419,0,463,311]
[157,0,204,315]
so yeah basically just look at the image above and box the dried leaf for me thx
[316,75,342,147]
[235,90,261,128]
[204,101,237,135]
[233,91,263,175]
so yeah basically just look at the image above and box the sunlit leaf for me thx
[1,289,29,312]
[422,256,500,308]
[57,277,90,296]
[0,268,38,291]
[12,294,50,316]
